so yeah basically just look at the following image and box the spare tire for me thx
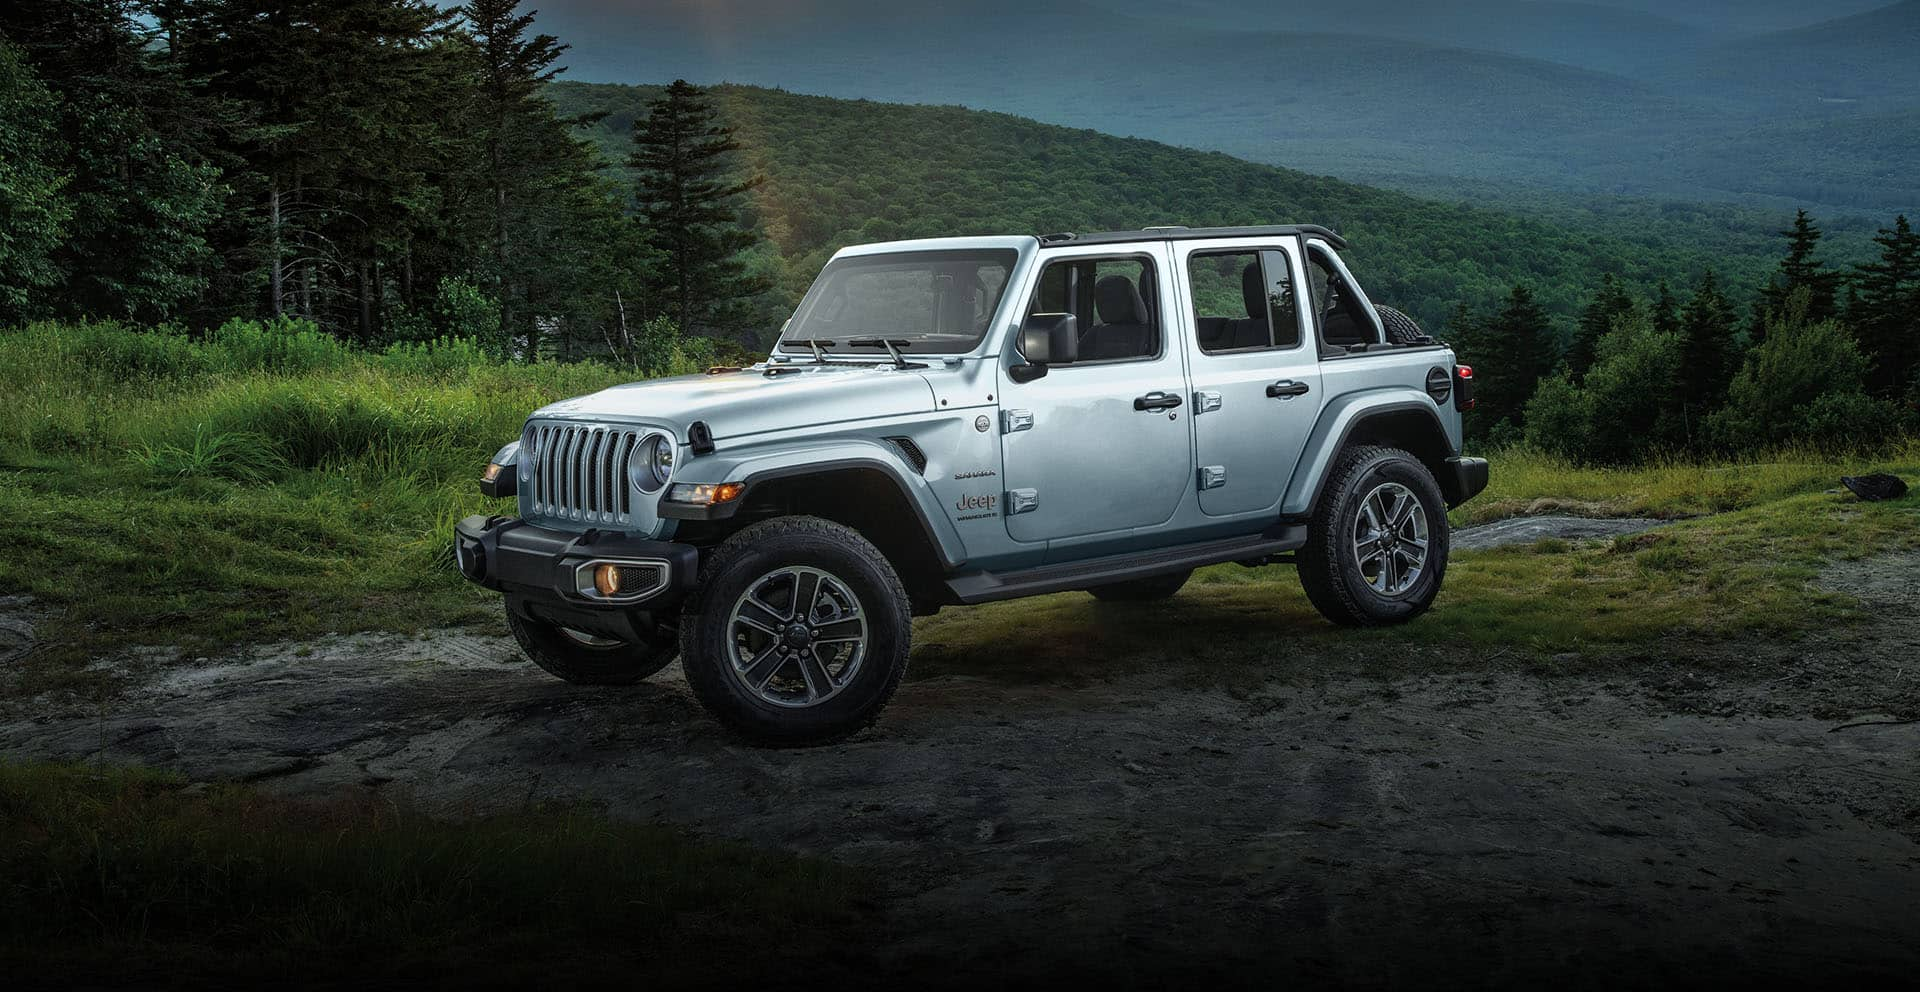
[1375,304,1427,345]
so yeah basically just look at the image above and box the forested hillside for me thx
[528,0,1920,214]
[549,80,1780,329]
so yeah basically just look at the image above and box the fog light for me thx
[593,563,622,597]
[482,463,505,483]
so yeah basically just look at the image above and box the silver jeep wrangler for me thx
[455,225,1489,744]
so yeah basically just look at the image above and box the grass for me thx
[2,319,1917,692]
[0,762,871,985]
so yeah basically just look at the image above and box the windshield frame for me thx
[775,248,1022,358]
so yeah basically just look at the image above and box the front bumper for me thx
[453,515,700,639]
[1443,456,1490,508]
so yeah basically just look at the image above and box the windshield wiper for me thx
[780,338,835,364]
[847,337,925,369]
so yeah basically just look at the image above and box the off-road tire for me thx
[679,516,912,747]
[1088,569,1192,602]
[506,604,678,686]
[1375,304,1427,345]
[1298,445,1450,627]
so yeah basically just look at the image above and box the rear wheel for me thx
[1087,569,1191,602]
[679,516,912,746]
[1298,445,1450,626]
[506,605,678,685]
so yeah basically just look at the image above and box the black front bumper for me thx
[1444,456,1491,508]
[453,515,700,640]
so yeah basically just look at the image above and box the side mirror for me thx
[1012,313,1077,382]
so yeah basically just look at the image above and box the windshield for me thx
[778,249,1018,355]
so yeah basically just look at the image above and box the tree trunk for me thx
[357,262,373,342]
[268,182,284,318]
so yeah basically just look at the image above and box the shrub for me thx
[388,277,503,352]
[1523,314,1682,463]
[206,316,351,375]
[1706,290,1889,452]
[381,336,494,379]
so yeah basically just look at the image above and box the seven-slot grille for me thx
[524,423,648,525]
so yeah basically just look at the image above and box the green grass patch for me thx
[0,762,869,985]
[915,484,1920,678]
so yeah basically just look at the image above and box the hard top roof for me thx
[1036,225,1347,250]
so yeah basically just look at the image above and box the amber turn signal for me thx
[481,463,505,483]
[593,563,622,597]
[665,482,745,505]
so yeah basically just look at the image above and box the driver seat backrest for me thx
[1221,262,1272,349]
[1086,274,1154,360]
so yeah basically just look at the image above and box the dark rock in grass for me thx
[0,596,37,667]
[1841,474,1908,502]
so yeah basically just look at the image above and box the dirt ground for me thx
[3,523,1917,987]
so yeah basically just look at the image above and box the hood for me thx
[531,363,939,440]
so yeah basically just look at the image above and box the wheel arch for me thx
[1284,394,1464,516]
[664,445,965,609]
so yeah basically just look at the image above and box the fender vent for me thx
[883,436,928,474]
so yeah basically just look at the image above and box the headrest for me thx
[1242,262,1266,319]
[1094,275,1148,325]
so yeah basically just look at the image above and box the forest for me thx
[1,0,1916,464]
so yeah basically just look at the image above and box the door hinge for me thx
[1199,465,1227,490]
[1194,390,1222,414]
[1002,409,1034,434]
[1005,488,1039,515]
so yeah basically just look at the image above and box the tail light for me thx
[1454,365,1476,412]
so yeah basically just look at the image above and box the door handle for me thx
[1134,391,1184,412]
[1266,379,1311,398]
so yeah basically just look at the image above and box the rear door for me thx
[1177,239,1323,517]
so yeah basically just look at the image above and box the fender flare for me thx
[1282,391,1456,518]
[657,439,969,570]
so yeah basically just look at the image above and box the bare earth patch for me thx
[3,554,1917,985]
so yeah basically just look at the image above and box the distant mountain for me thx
[527,0,1920,214]
[549,81,1799,333]
[1574,0,1891,33]
[1677,1,1920,107]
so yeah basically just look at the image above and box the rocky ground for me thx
[3,519,1917,986]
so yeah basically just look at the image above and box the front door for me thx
[1180,241,1323,517]
[998,246,1194,545]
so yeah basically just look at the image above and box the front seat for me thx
[1085,275,1154,360]
[1222,262,1273,349]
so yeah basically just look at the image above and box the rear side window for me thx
[1188,249,1301,353]
[1027,255,1160,363]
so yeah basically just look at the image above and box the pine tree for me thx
[1757,209,1842,329]
[1475,285,1558,434]
[1848,214,1920,399]
[630,79,768,333]
[1676,268,1738,441]
[1650,279,1680,338]
[1568,273,1634,382]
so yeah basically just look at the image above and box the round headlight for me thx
[634,434,673,492]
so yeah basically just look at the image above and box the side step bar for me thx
[943,526,1308,605]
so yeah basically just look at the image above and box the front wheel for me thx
[506,605,678,685]
[679,516,912,746]
[1297,446,1450,626]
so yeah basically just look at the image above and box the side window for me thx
[1026,255,1160,363]
[1189,249,1301,354]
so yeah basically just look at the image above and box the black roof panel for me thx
[1036,225,1347,250]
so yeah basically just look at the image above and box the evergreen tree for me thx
[0,41,71,324]
[1756,209,1842,330]
[1568,273,1634,381]
[630,79,768,333]
[1676,269,1738,441]
[1650,279,1680,338]
[1473,285,1558,434]
[1848,214,1920,399]
[0,0,223,321]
